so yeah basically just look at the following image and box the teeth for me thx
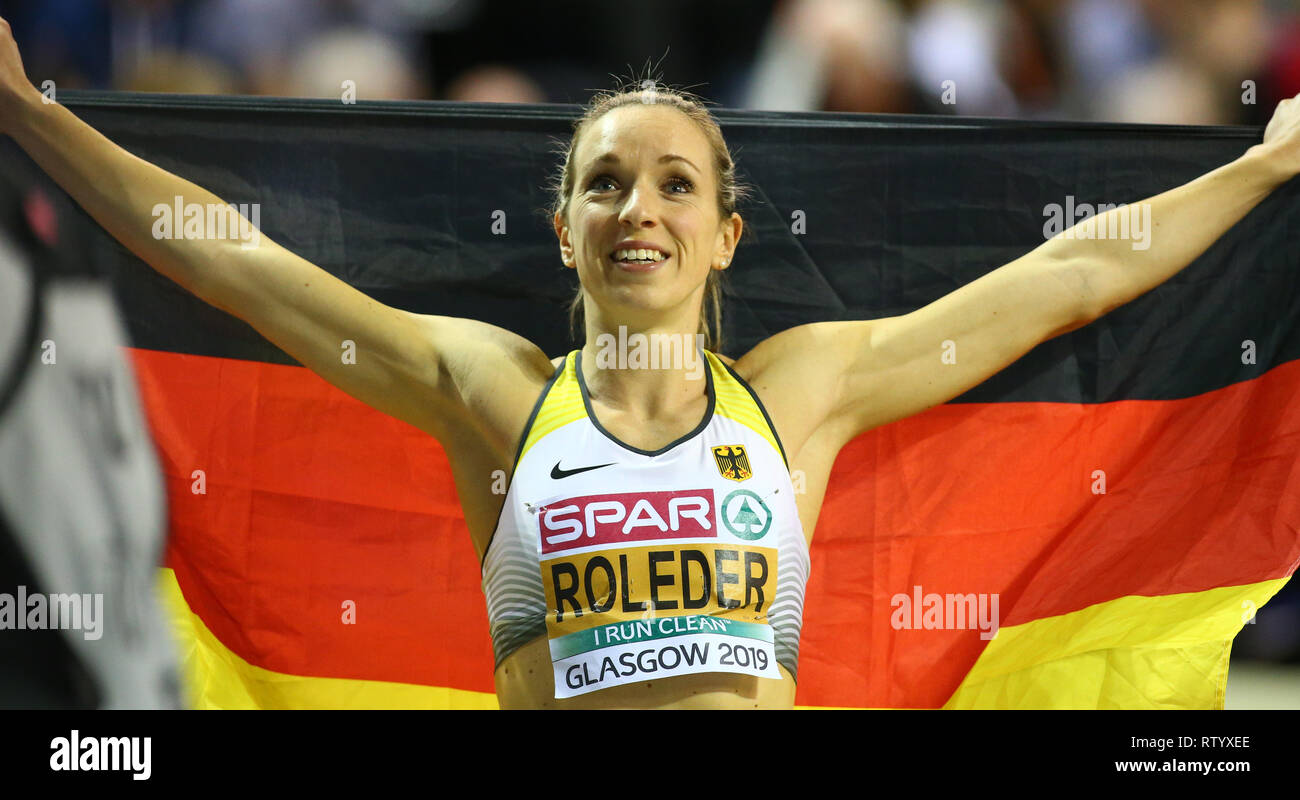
[613,248,667,262]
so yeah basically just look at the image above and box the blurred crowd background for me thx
[1,0,1299,124]
[1,0,1297,687]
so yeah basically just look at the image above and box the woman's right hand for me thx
[0,15,38,131]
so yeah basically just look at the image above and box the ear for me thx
[554,212,575,269]
[714,212,743,271]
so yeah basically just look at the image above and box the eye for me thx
[585,174,694,194]
[666,176,693,193]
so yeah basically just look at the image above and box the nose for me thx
[617,179,659,228]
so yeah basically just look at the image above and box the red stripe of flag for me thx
[129,348,1300,707]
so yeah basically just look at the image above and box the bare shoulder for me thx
[729,321,872,461]
[428,316,554,383]
[729,321,860,391]
[418,316,556,444]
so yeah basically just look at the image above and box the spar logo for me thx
[721,489,771,540]
[539,489,718,554]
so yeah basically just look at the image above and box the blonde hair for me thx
[545,76,752,353]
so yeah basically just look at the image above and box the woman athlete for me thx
[3,18,1300,709]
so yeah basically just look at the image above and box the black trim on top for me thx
[575,346,716,458]
[479,356,566,569]
[718,358,790,469]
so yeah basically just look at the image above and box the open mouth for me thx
[608,247,670,270]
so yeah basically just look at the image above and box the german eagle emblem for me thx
[712,444,752,482]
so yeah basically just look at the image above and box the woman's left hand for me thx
[1259,93,1300,178]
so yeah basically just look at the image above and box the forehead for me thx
[575,104,711,172]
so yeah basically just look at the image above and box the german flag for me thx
[44,93,1300,709]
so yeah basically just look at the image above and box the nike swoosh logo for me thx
[551,461,616,479]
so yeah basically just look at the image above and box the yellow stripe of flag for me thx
[158,568,499,709]
[943,579,1289,709]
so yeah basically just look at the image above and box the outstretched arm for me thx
[0,17,552,446]
[1047,102,1298,325]
[738,97,1300,457]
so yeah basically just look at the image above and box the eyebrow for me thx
[590,152,700,174]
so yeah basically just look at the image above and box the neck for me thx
[579,318,709,419]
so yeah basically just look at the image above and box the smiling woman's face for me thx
[555,102,740,330]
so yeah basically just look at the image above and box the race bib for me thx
[537,487,782,698]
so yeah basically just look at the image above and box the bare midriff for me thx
[492,634,797,709]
